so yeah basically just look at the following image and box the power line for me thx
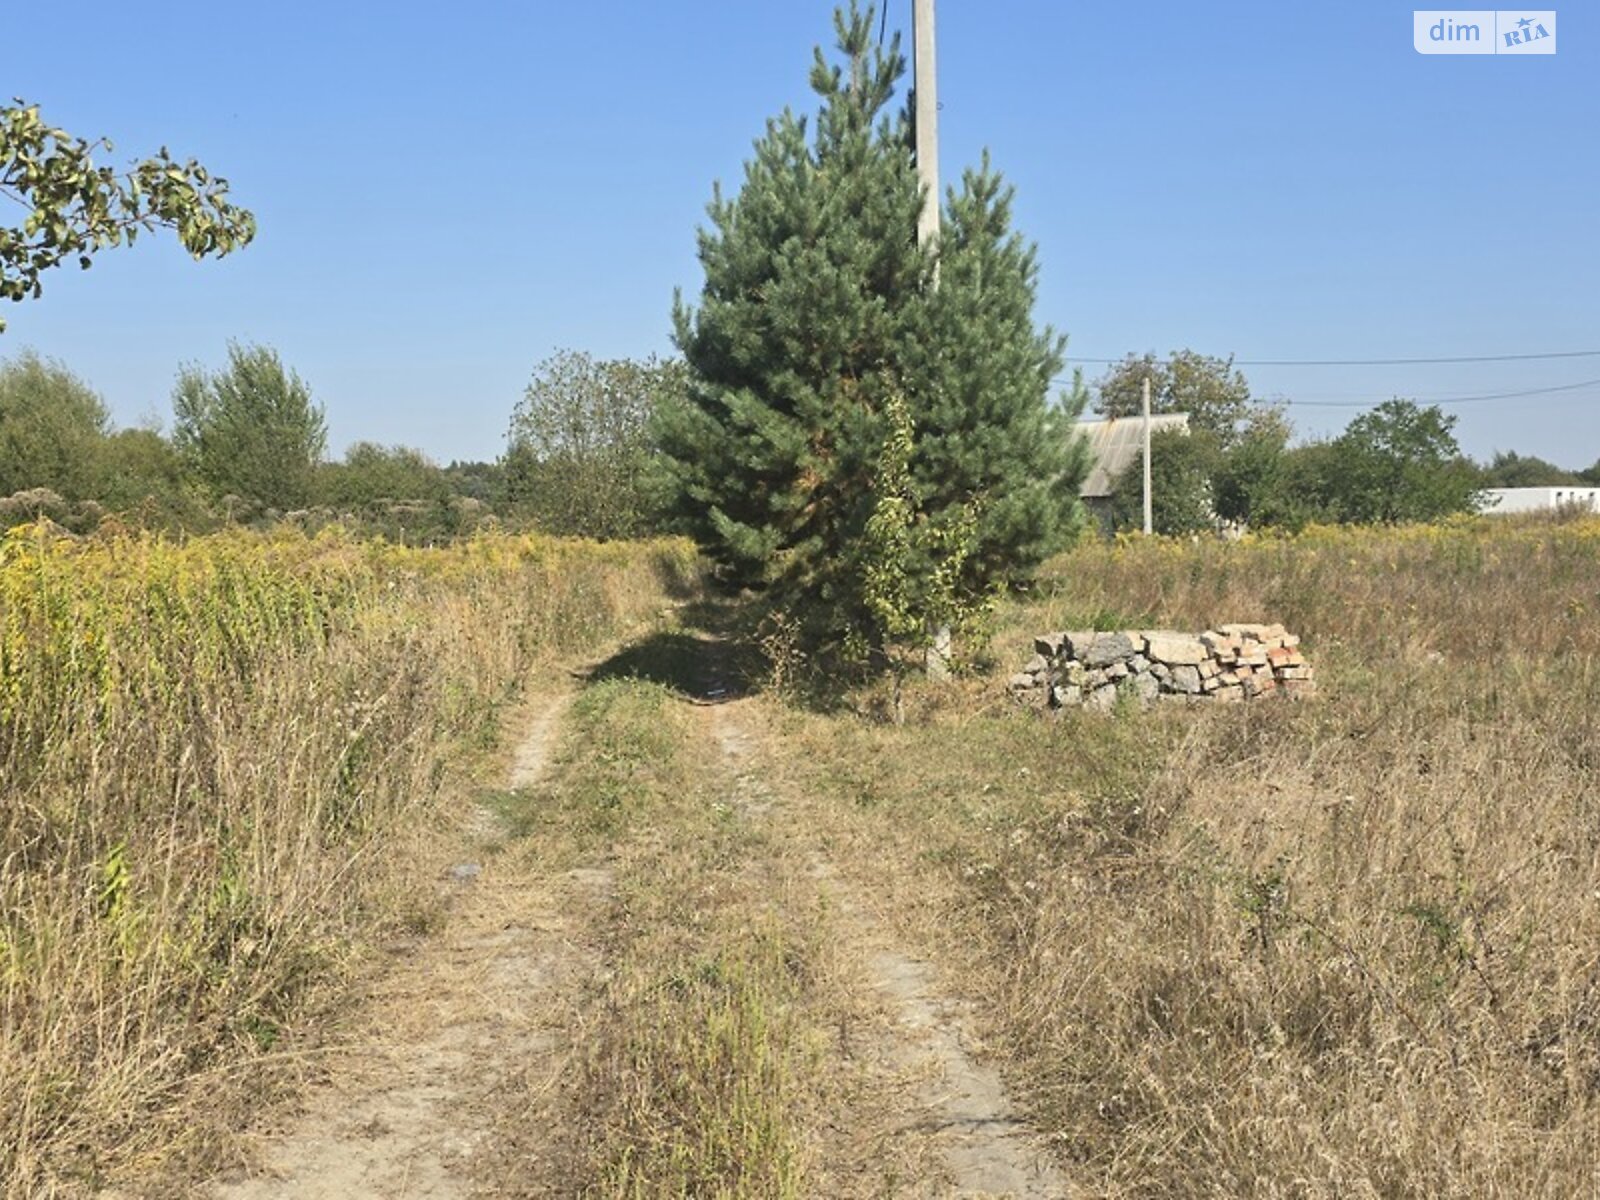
[1057,348,1600,411]
[1073,375,1600,412]
[1060,348,1600,368]
[1268,377,1600,409]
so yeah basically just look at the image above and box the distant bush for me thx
[503,350,679,539]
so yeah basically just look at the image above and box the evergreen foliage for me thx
[910,157,1090,594]
[658,3,1085,644]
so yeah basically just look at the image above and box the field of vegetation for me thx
[0,522,696,1195]
[771,513,1600,1196]
[5,7,1595,1196]
[5,513,1598,1198]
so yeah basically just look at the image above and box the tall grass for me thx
[783,514,1600,1197]
[1027,515,1600,662]
[0,522,697,1196]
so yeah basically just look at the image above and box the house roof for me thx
[1074,414,1191,498]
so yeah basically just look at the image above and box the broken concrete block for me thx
[1171,664,1203,695]
[1143,632,1209,666]
[1083,631,1138,667]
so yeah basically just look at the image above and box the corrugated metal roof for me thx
[1074,414,1191,498]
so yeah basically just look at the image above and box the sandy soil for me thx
[208,691,601,1199]
[710,696,1071,1199]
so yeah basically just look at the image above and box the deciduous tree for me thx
[1109,427,1219,535]
[504,350,677,539]
[1479,450,1581,488]
[171,343,326,511]
[1,101,254,331]
[1096,350,1256,447]
[1316,399,1481,524]
[0,350,109,499]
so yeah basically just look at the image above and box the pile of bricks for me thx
[1008,623,1316,712]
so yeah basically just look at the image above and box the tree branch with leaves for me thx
[853,388,990,718]
[0,100,255,331]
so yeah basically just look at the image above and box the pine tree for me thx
[658,2,1085,645]
[658,3,924,612]
[908,157,1089,592]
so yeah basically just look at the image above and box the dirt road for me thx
[206,638,1070,1197]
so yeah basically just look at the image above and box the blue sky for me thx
[4,2,1596,467]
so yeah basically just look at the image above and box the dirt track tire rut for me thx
[208,690,597,1200]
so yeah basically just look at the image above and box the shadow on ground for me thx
[579,601,765,703]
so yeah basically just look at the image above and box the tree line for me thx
[0,343,675,542]
[7,338,1586,545]
[0,344,481,540]
[7,4,1596,670]
[1092,350,1599,535]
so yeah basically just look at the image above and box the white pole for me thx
[913,0,940,256]
[1142,374,1153,536]
[914,0,950,678]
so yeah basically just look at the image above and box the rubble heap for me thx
[1009,624,1316,712]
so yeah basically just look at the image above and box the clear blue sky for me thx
[5,2,1596,467]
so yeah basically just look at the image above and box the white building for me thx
[1482,486,1600,515]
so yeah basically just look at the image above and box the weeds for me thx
[773,515,1600,1197]
[505,679,872,1197]
[0,521,697,1195]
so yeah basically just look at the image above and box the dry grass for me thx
[769,515,1600,1197]
[15,512,1596,1196]
[490,677,919,1198]
[0,523,698,1197]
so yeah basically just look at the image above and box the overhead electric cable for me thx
[1268,377,1600,409]
[1078,376,1600,412]
[1059,348,1600,369]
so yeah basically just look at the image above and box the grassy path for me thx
[205,625,1074,1197]
[207,685,607,1198]
[719,698,1070,1198]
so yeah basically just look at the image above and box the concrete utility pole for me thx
[913,0,940,255]
[915,0,952,679]
[1142,375,1154,536]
